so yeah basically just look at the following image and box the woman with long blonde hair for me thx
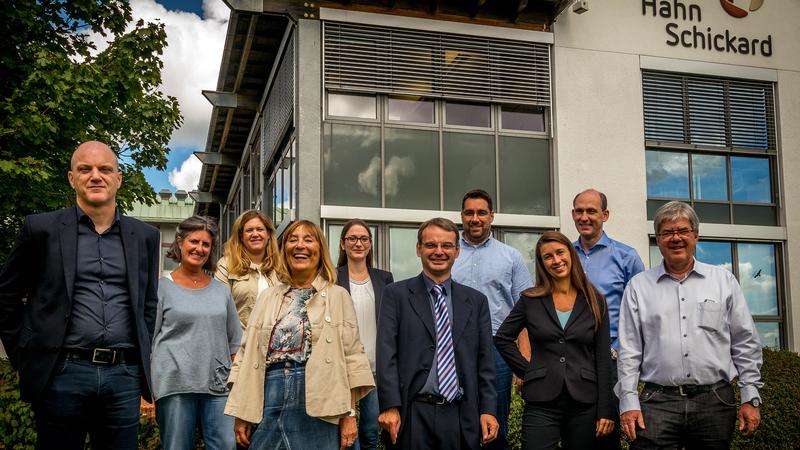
[215,209,279,328]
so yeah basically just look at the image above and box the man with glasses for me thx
[377,217,498,449]
[616,201,763,450]
[571,188,644,450]
[452,189,533,449]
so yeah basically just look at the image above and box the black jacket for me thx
[494,292,614,420]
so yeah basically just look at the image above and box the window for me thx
[649,240,784,348]
[267,140,296,228]
[643,72,777,225]
[323,93,551,215]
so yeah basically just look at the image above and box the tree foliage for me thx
[0,0,182,263]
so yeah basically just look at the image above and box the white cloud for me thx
[168,155,203,191]
[358,156,381,196]
[128,0,229,149]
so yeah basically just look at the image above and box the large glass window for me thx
[389,226,421,281]
[648,239,784,348]
[499,230,541,281]
[643,71,777,225]
[323,93,550,214]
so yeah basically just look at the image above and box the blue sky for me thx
[129,0,227,192]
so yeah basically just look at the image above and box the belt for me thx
[644,380,729,397]
[63,348,138,365]
[266,360,306,372]
[415,393,448,405]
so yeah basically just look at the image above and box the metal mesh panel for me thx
[262,30,296,170]
[643,71,776,151]
[323,22,551,106]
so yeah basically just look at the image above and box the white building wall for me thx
[552,0,800,348]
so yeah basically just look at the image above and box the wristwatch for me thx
[747,398,762,408]
[347,409,357,417]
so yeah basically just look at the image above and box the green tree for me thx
[0,0,182,263]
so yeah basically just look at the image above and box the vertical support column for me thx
[295,18,322,224]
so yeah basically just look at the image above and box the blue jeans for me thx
[483,346,512,450]
[350,385,379,450]
[632,382,737,450]
[249,363,339,450]
[32,357,141,450]
[156,393,235,450]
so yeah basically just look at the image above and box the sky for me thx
[122,0,229,193]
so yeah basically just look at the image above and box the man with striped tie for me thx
[377,217,498,450]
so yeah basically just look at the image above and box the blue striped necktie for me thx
[432,283,459,402]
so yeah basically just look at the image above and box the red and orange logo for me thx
[720,0,764,18]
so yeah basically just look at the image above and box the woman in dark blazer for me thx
[336,219,394,450]
[494,231,614,450]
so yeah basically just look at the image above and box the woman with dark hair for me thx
[216,209,280,328]
[226,220,374,450]
[494,231,614,450]
[150,215,242,450]
[335,219,393,450]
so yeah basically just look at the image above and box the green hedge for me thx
[2,349,799,449]
[507,348,800,450]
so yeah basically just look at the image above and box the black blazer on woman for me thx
[494,292,613,420]
[335,265,394,322]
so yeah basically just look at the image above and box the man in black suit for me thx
[0,141,160,450]
[377,217,498,450]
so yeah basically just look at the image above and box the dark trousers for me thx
[396,399,467,450]
[632,382,737,450]
[596,357,621,450]
[483,346,512,450]
[521,389,597,450]
[32,357,142,450]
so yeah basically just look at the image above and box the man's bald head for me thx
[71,141,118,171]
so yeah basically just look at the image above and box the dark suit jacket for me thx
[377,273,496,449]
[336,265,394,322]
[0,206,160,402]
[494,292,614,420]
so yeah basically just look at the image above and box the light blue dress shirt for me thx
[452,232,534,334]
[615,259,763,414]
[573,232,644,349]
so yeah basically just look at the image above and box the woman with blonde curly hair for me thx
[215,209,280,328]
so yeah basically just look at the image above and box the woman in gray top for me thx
[151,216,242,450]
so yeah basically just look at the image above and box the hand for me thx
[378,407,401,444]
[513,375,523,390]
[480,414,499,444]
[738,403,760,436]
[339,415,358,449]
[620,410,645,441]
[595,418,615,437]
[139,397,155,423]
[234,417,253,447]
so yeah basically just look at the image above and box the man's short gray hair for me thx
[653,201,699,235]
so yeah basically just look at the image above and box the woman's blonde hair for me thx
[275,220,337,285]
[221,209,279,277]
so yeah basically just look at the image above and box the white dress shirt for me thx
[616,259,763,414]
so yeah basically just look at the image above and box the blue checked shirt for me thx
[573,232,644,349]
[452,233,533,334]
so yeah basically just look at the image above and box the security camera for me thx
[573,0,589,14]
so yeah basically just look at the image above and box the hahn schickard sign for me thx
[642,0,772,57]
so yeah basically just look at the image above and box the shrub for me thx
[507,349,800,450]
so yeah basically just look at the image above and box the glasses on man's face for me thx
[344,236,371,245]
[657,228,694,240]
[421,241,457,251]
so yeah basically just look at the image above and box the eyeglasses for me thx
[421,242,457,251]
[344,236,371,245]
[657,228,695,240]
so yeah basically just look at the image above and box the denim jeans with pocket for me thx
[632,382,737,450]
[156,392,235,450]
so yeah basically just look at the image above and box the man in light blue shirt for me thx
[452,189,533,450]
[617,201,762,449]
[572,189,644,450]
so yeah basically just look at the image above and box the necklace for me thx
[177,266,206,285]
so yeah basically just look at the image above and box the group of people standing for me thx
[0,140,763,450]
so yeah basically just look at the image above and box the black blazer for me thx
[494,292,614,420]
[335,264,394,321]
[0,206,160,402]
[377,274,496,449]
